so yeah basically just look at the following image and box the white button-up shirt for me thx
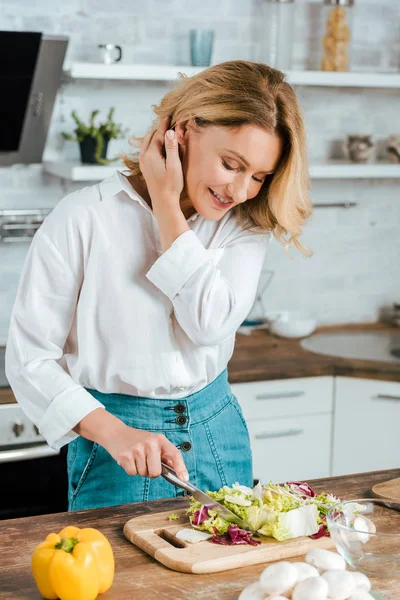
[6,171,270,450]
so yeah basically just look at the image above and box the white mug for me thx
[98,44,122,65]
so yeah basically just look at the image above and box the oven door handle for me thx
[0,444,60,463]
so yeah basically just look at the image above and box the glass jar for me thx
[320,0,354,72]
[260,0,295,71]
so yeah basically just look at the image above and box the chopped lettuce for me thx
[186,479,341,545]
[258,504,319,541]
[167,513,180,521]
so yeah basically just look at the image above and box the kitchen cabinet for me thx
[332,376,400,476]
[231,376,334,483]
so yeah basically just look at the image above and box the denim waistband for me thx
[85,369,231,431]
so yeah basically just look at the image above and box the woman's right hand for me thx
[104,422,189,481]
[74,408,189,481]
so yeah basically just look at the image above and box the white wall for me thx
[0,0,399,342]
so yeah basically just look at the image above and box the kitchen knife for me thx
[160,461,255,533]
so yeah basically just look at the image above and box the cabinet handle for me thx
[255,428,304,440]
[255,391,305,400]
[375,394,400,402]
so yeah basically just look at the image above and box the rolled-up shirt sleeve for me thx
[146,228,270,346]
[5,212,105,451]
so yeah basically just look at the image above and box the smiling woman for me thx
[6,60,313,513]
[123,60,312,255]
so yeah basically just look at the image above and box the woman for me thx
[6,60,312,511]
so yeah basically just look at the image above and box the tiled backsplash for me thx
[0,0,399,342]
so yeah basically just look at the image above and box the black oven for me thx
[0,438,68,520]
[0,349,68,519]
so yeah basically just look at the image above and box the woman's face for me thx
[175,122,283,220]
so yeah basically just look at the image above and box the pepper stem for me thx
[55,537,79,553]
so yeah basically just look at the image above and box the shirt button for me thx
[174,404,186,414]
[176,415,187,426]
[181,441,192,452]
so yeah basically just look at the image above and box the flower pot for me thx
[79,135,110,164]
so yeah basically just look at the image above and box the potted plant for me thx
[61,108,126,165]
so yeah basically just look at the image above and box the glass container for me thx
[320,0,354,71]
[260,0,295,71]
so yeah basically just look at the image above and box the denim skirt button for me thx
[176,415,187,426]
[181,441,192,452]
[174,403,186,414]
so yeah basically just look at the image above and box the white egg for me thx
[353,516,376,544]
[292,576,329,600]
[292,561,320,583]
[305,548,346,572]
[238,581,266,600]
[175,528,212,543]
[259,562,298,595]
[322,570,356,600]
[351,572,371,592]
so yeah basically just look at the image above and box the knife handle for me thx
[161,461,196,494]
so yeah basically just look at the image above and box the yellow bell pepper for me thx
[31,526,114,600]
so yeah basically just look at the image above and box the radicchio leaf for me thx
[192,506,210,525]
[211,525,261,546]
[311,515,329,539]
[286,481,316,498]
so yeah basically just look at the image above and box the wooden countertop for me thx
[1,323,399,407]
[1,468,399,599]
[228,322,400,383]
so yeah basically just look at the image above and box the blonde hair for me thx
[122,60,312,256]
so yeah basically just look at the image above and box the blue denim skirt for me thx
[67,369,253,511]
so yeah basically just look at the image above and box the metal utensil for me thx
[160,462,255,533]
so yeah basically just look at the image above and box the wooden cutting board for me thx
[123,508,335,574]
[372,477,400,502]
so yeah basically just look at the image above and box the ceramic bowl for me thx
[269,311,317,339]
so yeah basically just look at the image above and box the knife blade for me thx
[160,461,255,533]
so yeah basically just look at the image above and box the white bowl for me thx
[269,311,317,339]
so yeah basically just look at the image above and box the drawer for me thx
[231,376,333,421]
[248,413,332,484]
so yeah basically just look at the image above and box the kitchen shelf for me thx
[43,161,400,182]
[43,161,125,181]
[64,62,400,88]
[310,162,400,179]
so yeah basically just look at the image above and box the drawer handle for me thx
[255,391,305,400]
[375,394,400,402]
[255,428,304,440]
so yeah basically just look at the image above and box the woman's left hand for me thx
[139,116,184,212]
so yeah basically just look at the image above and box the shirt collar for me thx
[98,170,148,208]
[98,169,201,222]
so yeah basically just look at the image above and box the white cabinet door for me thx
[249,414,332,483]
[333,377,400,476]
[230,377,334,483]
